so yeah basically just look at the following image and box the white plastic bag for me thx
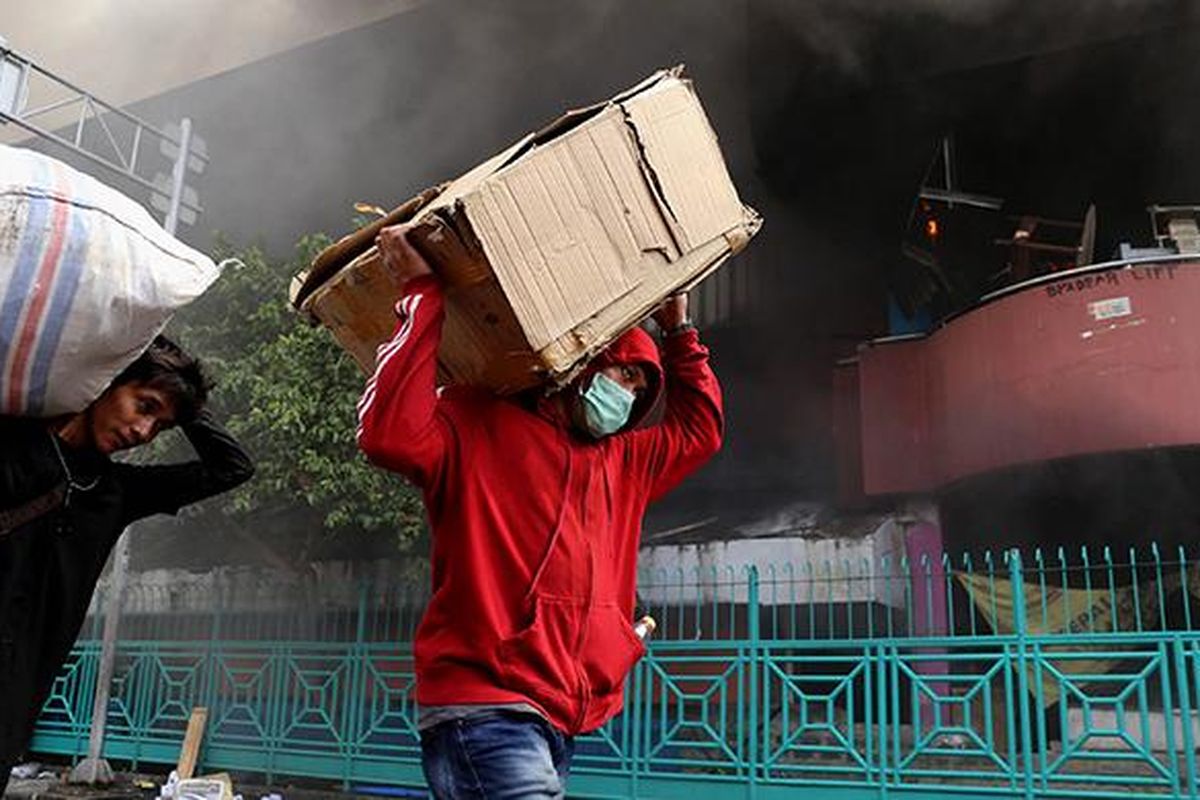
[0,144,221,416]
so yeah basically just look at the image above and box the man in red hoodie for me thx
[357,223,724,799]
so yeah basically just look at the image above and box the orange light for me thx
[925,218,939,239]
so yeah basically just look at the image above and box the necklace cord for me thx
[48,432,101,499]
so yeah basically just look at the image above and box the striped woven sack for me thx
[0,144,221,416]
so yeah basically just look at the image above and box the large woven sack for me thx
[0,144,221,416]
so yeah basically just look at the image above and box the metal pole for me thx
[941,135,955,203]
[164,118,192,235]
[746,565,759,800]
[70,545,127,784]
[71,117,193,784]
[1009,549,1036,800]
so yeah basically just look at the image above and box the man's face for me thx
[88,381,177,454]
[569,362,650,438]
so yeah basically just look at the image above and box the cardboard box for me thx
[292,66,761,393]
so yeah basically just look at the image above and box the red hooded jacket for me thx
[356,275,723,734]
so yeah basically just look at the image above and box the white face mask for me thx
[580,372,635,438]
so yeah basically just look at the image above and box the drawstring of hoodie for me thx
[523,438,575,601]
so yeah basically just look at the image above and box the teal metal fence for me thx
[31,545,1200,799]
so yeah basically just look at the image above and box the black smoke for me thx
[19,0,1200,560]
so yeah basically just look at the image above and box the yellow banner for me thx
[955,570,1192,703]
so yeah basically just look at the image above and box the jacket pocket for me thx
[496,595,583,699]
[581,603,646,697]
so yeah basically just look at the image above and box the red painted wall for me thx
[847,258,1200,495]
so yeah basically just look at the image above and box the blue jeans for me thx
[420,710,575,799]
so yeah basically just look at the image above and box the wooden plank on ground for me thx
[177,706,209,779]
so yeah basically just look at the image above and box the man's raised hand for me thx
[377,223,435,287]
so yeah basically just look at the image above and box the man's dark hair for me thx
[112,334,211,424]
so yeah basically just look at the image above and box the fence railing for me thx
[32,544,1200,799]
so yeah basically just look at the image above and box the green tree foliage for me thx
[164,234,427,551]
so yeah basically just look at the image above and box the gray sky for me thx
[2,0,424,106]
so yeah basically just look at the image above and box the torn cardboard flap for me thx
[297,66,761,394]
[293,184,443,311]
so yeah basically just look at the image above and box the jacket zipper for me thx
[571,459,598,733]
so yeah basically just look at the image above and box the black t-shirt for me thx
[0,412,253,764]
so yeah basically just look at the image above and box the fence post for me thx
[69,538,129,783]
[1173,546,1199,798]
[1173,636,1198,798]
[342,579,370,789]
[1008,549,1035,800]
[747,565,759,800]
[202,578,226,780]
